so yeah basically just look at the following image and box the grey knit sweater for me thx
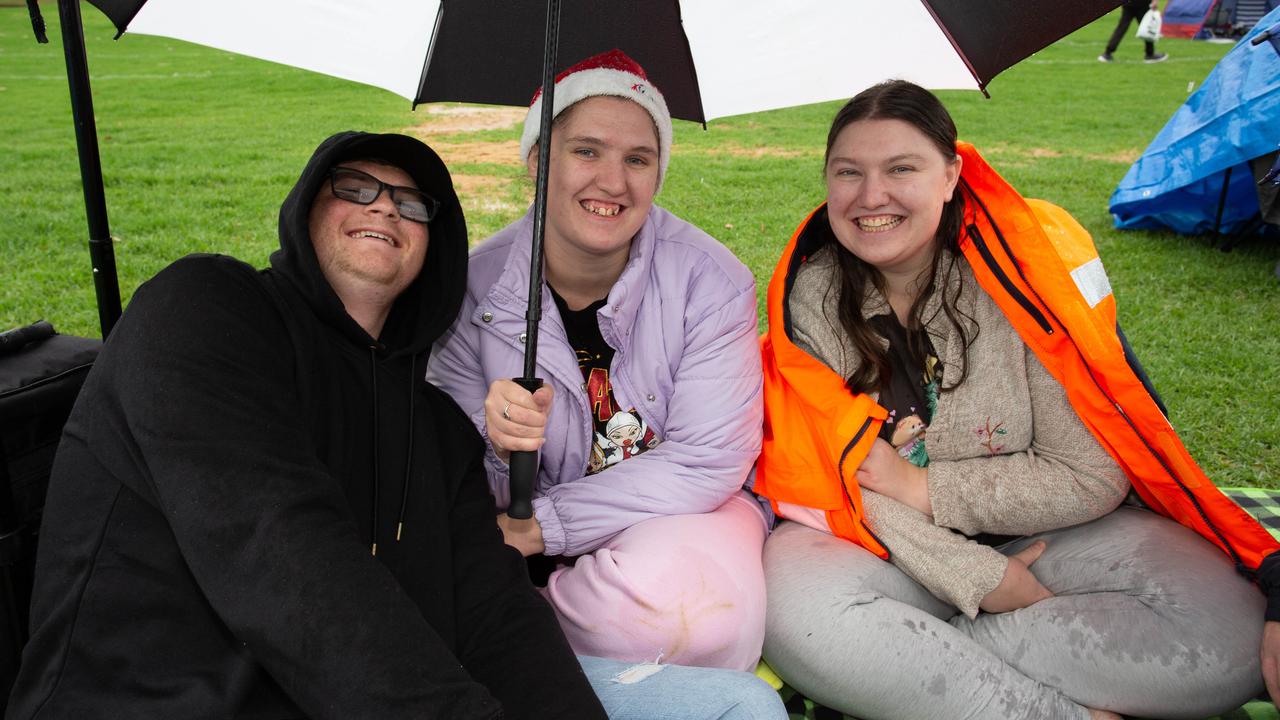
[787,245,1129,617]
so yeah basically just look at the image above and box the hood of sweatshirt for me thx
[269,131,467,358]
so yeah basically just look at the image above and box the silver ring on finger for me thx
[502,401,512,421]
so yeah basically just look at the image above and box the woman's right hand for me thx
[484,380,554,464]
[979,540,1054,613]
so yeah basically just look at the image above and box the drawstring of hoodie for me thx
[397,356,416,542]
[369,347,380,556]
[368,348,418,556]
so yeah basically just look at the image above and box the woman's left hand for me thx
[497,513,545,557]
[1262,620,1280,705]
[856,438,932,516]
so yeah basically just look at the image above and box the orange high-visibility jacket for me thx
[755,142,1279,576]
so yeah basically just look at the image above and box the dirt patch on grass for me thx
[691,143,815,159]
[1017,146,1142,165]
[451,174,530,217]
[987,146,1061,160]
[417,139,523,167]
[414,104,526,134]
[1089,148,1142,164]
[395,126,530,218]
[452,175,507,194]
[981,144,1140,165]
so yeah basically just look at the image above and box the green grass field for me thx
[2,7,1276,487]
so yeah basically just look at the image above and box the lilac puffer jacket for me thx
[428,205,763,557]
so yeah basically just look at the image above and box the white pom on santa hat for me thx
[519,49,672,188]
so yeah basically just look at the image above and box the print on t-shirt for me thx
[582,360,659,474]
[871,314,939,469]
[548,284,660,476]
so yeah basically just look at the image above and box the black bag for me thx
[0,322,100,703]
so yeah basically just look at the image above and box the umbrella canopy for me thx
[87,0,1124,119]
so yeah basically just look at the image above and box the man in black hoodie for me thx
[6,132,607,720]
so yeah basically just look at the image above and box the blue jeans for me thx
[578,655,787,720]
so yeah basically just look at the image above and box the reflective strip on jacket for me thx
[755,142,1280,575]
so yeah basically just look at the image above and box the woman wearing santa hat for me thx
[429,50,779,716]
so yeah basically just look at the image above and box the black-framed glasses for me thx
[326,166,439,223]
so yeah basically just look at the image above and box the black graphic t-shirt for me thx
[549,285,659,475]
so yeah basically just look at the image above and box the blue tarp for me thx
[1108,6,1280,235]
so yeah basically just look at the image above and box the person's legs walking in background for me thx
[1100,1,1166,62]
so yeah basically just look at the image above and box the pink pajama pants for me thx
[541,492,768,672]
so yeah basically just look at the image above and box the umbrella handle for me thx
[506,376,544,520]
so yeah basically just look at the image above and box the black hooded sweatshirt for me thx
[6,132,606,720]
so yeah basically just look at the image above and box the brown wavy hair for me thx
[822,80,972,395]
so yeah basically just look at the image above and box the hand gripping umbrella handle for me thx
[506,376,544,520]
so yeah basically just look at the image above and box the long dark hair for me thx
[823,80,971,395]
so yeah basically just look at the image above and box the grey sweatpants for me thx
[763,507,1265,720]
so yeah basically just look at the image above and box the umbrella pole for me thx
[506,0,562,520]
[57,0,121,340]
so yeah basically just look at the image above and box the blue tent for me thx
[1164,0,1220,38]
[1164,0,1279,38]
[1109,7,1280,236]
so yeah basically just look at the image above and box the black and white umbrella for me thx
[87,0,1122,119]
[39,0,1122,514]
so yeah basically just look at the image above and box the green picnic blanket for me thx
[760,488,1280,720]
[1224,488,1280,542]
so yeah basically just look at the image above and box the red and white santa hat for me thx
[519,49,672,187]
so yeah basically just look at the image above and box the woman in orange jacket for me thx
[755,80,1279,720]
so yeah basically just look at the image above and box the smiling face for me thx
[530,95,660,272]
[609,423,642,447]
[308,159,429,303]
[825,118,961,280]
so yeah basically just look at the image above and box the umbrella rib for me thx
[916,0,989,97]
[413,2,446,109]
[670,0,707,126]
